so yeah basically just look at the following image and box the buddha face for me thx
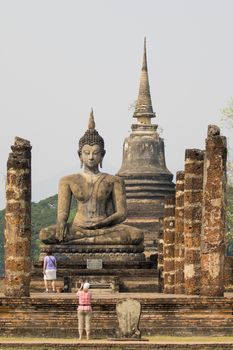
[80,144,103,169]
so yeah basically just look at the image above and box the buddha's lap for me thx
[39,223,143,244]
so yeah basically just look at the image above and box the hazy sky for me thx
[0,0,233,208]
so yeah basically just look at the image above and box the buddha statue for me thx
[39,110,144,253]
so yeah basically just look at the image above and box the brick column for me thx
[200,125,227,297]
[4,137,32,297]
[174,171,185,294]
[158,217,164,292]
[163,196,175,294]
[184,149,204,295]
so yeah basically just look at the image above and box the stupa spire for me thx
[133,37,155,123]
[88,108,95,130]
[142,36,147,71]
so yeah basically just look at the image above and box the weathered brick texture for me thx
[174,171,185,294]
[184,149,204,295]
[200,125,227,297]
[4,137,32,297]
[163,196,175,294]
[1,295,233,338]
[158,217,164,292]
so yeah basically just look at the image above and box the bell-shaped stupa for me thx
[118,38,175,255]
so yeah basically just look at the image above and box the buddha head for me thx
[78,109,106,169]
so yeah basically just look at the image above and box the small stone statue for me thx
[39,110,143,249]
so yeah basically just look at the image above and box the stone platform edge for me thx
[0,340,233,350]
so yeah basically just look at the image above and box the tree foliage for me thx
[221,97,233,128]
[0,194,77,276]
[221,98,233,255]
[226,185,233,255]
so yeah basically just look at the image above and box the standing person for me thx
[77,282,92,340]
[43,250,57,293]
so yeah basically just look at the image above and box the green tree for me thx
[221,97,233,128]
[0,194,77,275]
[226,185,233,255]
[221,98,233,255]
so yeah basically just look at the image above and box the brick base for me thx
[1,294,233,338]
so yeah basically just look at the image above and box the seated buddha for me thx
[39,110,144,248]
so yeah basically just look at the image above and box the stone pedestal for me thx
[200,125,227,297]
[35,243,157,293]
[184,149,204,295]
[4,137,32,297]
[39,243,145,266]
[36,235,152,293]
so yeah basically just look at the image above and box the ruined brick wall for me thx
[174,171,185,294]
[4,137,32,297]
[163,196,175,294]
[200,125,227,297]
[165,124,227,296]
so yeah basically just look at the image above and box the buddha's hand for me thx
[56,219,67,241]
[79,221,105,230]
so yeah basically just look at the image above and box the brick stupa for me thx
[118,39,175,256]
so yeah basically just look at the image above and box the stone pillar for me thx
[184,149,204,295]
[158,217,164,292]
[174,171,185,294]
[163,196,175,294]
[4,137,32,297]
[200,125,227,297]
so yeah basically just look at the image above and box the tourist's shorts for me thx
[44,269,57,280]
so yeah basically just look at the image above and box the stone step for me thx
[30,272,159,293]
[33,263,155,272]
[30,280,119,294]
[32,267,158,280]
[1,294,233,338]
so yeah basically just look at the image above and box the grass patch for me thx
[148,336,233,343]
[0,336,233,343]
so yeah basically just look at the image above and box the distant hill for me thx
[0,194,77,276]
[0,186,233,276]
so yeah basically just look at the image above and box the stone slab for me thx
[116,299,141,338]
[87,259,103,270]
[108,338,149,341]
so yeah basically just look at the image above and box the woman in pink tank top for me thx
[77,282,92,340]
